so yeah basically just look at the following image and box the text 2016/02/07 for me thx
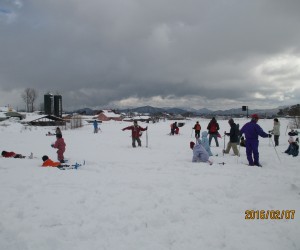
[245,210,295,220]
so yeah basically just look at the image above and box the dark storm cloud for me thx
[0,0,300,110]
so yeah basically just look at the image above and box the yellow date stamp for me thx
[245,210,295,220]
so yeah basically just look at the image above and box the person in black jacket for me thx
[223,118,239,156]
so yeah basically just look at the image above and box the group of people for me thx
[1,126,66,168]
[190,115,283,167]
[2,116,298,168]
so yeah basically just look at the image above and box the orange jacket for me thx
[42,159,61,167]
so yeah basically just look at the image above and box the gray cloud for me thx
[1,0,300,111]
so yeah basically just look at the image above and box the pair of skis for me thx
[58,160,85,170]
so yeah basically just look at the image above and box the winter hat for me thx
[190,141,195,149]
[251,114,259,120]
[42,155,49,162]
[228,118,234,124]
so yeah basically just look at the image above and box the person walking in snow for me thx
[51,133,66,163]
[122,120,148,147]
[198,131,213,156]
[93,120,99,133]
[223,118,239,156]
[189,141,213,164]
[268,118,280,146]
[239,114,272,166]
[207,117,220,147]
[193,121,201,138]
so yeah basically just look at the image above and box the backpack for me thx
[209,123,217,133]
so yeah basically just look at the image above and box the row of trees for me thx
[278,104,300,129]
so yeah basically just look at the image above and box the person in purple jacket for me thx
[239,114,272,167]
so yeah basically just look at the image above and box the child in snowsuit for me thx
[198,131,213,156]
[122,120,148,147]
[42,155,62,167]
[284,137,299,157]
[51,133,66,163]
[207,117,220,147]
[269,118,280,146]
[42,155,70,169]
[193,121,201,138]
[239,114,271,166]
[1,151,25,158]
[190,141,212,165]
[223,118,239,156]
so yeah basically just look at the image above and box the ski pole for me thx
[223,133,226,156]
[146,129,148,148]
[191,129,193,138]
[237,143,241,164]
[270,137,281,163]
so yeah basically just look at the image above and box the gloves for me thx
[146,126,148,130]
[51,144,54,148]
[268,134,272,138]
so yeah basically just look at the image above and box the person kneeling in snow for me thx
[190,141,213,165]
[284,137,299,157]
[1,151,25,158]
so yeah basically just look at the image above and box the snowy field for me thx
[0,117,299,250]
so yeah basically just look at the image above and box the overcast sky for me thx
[1,0,300,111]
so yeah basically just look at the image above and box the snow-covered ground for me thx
[0,117,299,250]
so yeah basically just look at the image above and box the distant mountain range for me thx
[72,105,291,116]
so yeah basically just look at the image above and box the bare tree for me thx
[21,88,38,112]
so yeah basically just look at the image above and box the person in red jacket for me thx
[51,133,66,163]
[193,121,201,138]
[122,120,148,147]
[1,151,25,158]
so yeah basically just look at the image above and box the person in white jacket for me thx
[269,118,280,146]
[190,141,213,165]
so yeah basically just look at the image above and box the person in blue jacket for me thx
[198,131,213,156]
[93,120,98,133]
[239,114,272,166]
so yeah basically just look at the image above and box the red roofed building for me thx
[96,110,123,122]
